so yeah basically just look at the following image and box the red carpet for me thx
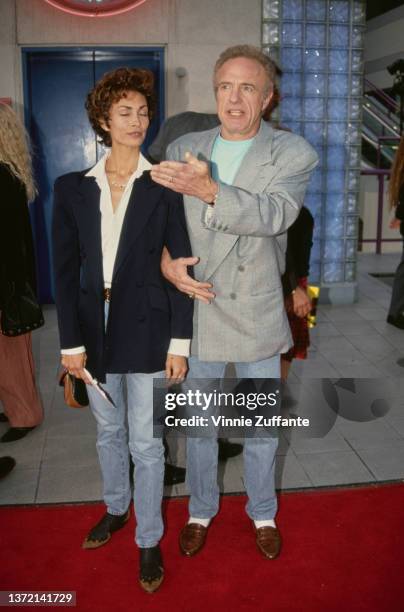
[0,484,403,612]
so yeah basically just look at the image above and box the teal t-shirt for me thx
[211,135,254,185]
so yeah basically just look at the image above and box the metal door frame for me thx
[21,45,165,128]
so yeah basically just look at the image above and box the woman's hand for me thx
[61,352,92,383]
[292,287,312,318]
[165,354,188,383]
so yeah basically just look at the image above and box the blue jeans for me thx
[88,366,165,548]
[185,355,280,521]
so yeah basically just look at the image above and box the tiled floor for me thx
[1,253,403,505]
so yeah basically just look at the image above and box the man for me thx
[151,45,318,559]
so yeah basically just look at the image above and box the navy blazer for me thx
[52,169,193,382]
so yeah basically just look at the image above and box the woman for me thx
[0,103,43,442]
[387,136,404,329]
[52,68,193,593]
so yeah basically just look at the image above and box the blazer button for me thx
[238,265,245,272]
[138,315,146,322]
[136,281,144,288]
[230,293,236,300]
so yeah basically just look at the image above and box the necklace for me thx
[109,179,128,190]
[106,157,138,191]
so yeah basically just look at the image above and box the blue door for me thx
[23,47,165,302]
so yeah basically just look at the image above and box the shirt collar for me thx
[85,151,152,182]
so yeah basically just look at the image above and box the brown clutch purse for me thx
[59,369,89,408]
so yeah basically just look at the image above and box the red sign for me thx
[43,0,148,18]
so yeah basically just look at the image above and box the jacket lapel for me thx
[112,171,162,280]
[232,120,275,189]
[183,127,220,265]
[202,122,275,281]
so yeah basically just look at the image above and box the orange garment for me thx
[0,330,43,427]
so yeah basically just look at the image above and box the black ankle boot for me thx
[82,508,130,549]
[139,545,164,593]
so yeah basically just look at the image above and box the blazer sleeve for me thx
[52,176,84,349]
[281,249,298,297]
[163,189,194,339]
[202,140,318,238]
[167,134,318,239]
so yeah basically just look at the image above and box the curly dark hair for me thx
[85,67,156,147]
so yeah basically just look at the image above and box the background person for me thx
[52,67,193,593]
[387,136,404,329]
[0,103,43,443]
[281,206,314,381]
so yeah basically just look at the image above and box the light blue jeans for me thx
[87,373,165,548]
[87,302,165,548]
[185,355,280,521]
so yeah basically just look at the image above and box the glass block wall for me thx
[262,0,366,297]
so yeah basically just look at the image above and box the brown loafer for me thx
[179,522,208,557]
[254,525,281,559]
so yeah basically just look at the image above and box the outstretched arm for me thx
[151,140,318,238]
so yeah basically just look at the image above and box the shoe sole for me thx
[82,533,112,549]
[82,510,130,549]
[139,572,164,593]
[256,543,281,560]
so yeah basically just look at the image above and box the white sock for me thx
[188,516,211,527]
[254,519,276,529]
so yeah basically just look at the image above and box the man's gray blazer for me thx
[167,120,319,363]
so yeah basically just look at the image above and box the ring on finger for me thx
[188,292,195,299]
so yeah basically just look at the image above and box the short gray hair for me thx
[213,45,277,94]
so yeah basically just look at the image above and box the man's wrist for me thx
[204,180,219,205]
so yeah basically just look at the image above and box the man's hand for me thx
[150,151,218,203]
[165,354,188,383]
[161,247,215,304]
[292,287,312,318]
[390,217,401,230]
[61,352,92,383]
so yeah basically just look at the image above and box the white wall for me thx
[0,0,261,117]
[0,1,17,104]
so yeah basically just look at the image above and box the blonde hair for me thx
[389,136,404,208]
[0,104,37,202]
